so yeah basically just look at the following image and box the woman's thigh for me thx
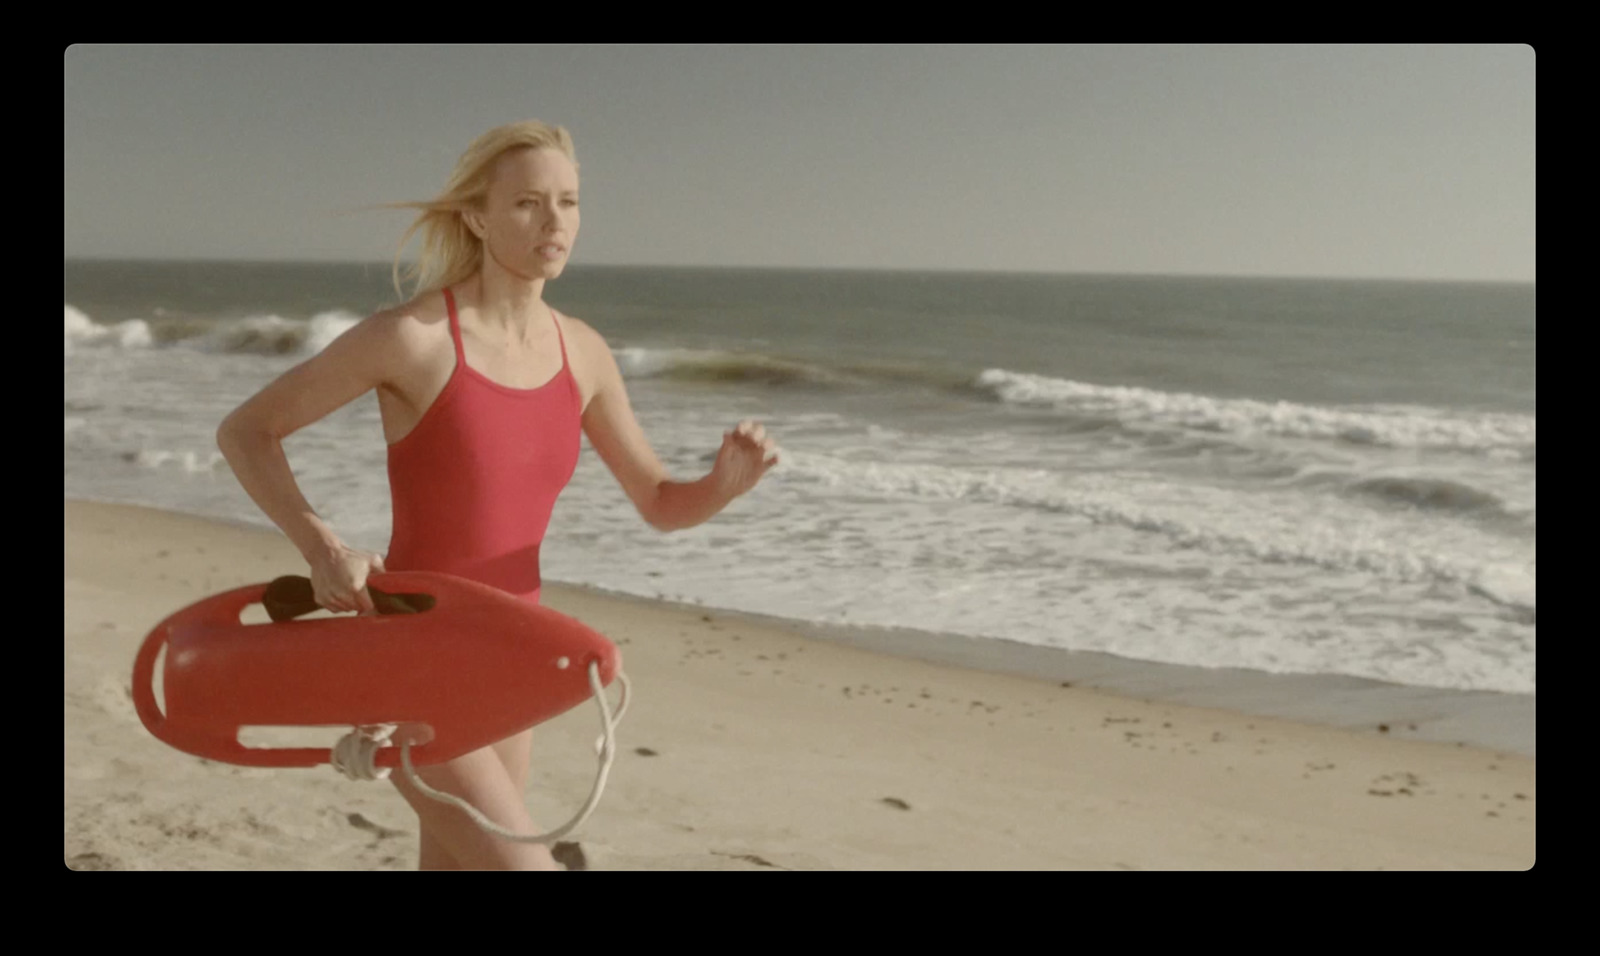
[391,739,557,870]
[491,727,536,793]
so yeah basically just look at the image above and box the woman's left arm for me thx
[573,320,779,532]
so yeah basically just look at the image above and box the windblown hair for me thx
[388,120,578,301]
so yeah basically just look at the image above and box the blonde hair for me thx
[387,120,578,301]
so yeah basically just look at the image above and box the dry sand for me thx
[65,498,1535,870]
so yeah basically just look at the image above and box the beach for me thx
[65,498,1535,870]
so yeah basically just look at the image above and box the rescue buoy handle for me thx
[130,609,170,735]
[131,583,267,746]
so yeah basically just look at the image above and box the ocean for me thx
[64,260,1535,748]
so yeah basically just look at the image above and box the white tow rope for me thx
[330,661,631,845]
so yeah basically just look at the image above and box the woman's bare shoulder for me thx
[555,312,612,360]
[555,309,598,335]
[360,291,451,356]
[371,291,448,334]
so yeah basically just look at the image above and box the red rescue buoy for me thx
[132,571,622,770]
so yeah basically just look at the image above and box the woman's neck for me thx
[469,266,548,339]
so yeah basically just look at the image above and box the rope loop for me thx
[331,724,396,781]
[330,661,630,846]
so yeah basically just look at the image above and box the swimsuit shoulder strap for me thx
[442,287,466,364]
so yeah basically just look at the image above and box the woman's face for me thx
[474,146,580,281]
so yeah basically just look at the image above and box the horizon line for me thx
[62,255,1536,287]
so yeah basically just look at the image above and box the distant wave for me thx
[1341,474,1530,527]
[64,305,362,357]
[613,345,989,392]
[604,350,1537,463]
[614,347,854,388]
[975,369,1535,460]
[191,311,363,356]
[1269,464,1531,526]
[65,305,151,352]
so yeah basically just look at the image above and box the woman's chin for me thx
[530,256,568,280]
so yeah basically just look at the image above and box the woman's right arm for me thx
[215,310,404,612]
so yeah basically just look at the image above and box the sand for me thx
[64,498,1535,870]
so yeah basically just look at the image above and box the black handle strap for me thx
[261,575,436,622]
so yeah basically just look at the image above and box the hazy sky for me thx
[64,44,1534,282]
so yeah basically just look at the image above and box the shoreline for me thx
[585,589,1534,759]
[66,493,1535,758]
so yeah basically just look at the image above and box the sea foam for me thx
[65,305,151,352]
[779,450,1534,617]
[975,368,1535,458]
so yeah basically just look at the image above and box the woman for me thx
[216,120,780,870]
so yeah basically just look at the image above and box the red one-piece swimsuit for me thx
[384,286,582,605]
